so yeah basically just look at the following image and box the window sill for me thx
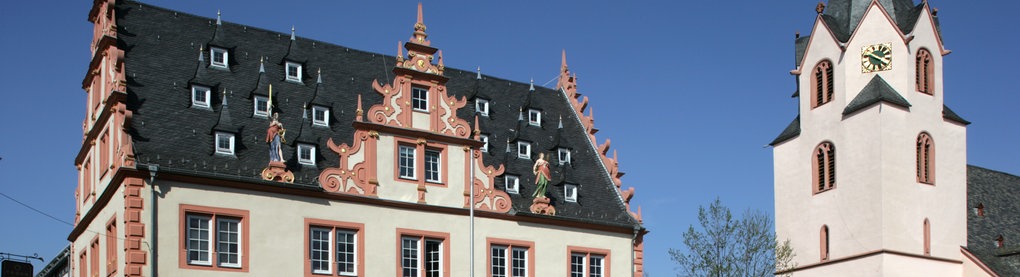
[191,105,213,111]
[285,78,303,84]
[412,109,429,113]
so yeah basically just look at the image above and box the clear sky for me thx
[1,0,1017,275]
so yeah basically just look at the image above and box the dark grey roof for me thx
[35,245,70,277]
[943,104,971,125]
[117,1,637,227]
[769,116,800,146]
[842,75,911,115]
[967,165,1020,276]
[794,35,810,68]
[821,0,926,42]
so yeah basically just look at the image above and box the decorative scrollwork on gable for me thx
[467,150,511,213]
[318,130,378,196]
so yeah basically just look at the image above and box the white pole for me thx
[469,146,476,277]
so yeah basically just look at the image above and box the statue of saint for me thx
[532,152,550,198]
[266,112,286,162]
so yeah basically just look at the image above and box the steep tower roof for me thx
[821,0,926,41]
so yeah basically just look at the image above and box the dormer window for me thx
[564,184,578,202]
[192,85,211,108]
[215,132,235,155]
[505,175,519,194]
[286,61,302,82]
[253,96,269,117]
[479,134,489,152]
[312,105,329,126]
[476,98,489,116]
[528,109,541,126]
[517,141,531,159]
[412,87,428,112]
[558,148,571,165]
[210,47,228,68]
[297,144,315,165]
[975,203,985,217]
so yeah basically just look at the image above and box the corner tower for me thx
[771,0,970,275]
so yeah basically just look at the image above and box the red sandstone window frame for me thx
[812,142,836,194]
[106,216,118,276]
[178,204,250,272]
[568,246,610,277]
[393,137,449,187]
[487,238,535,277]
[411,86,429,112]
[100,130,109,178]
[820,225,830,261]
[916,49,934,95]
[83,158,92,203]
[923,219,931,256]
[810,60,835,109]
[79,248,88,277]
[90,237,100,277]
[396,228,450,277]
[916,133,935,185]
[304,218,365,277]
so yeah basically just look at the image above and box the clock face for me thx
[861,43,892,73]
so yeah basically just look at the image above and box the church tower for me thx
[771,0,971,275]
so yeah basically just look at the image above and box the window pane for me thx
[254,97,268,116]
[491,246,507,277]
[412,87,428,111]
[336,230,356,275]
[186,215,211,264]
[310,228,331,273]
[511,248,527,277]
[217,218,241,267]
[425,150,440,182]
[400,146,416,179]
[401,237,419,277]
[425,240,442,277]
[570,254,585,277]
[589,255,604,277]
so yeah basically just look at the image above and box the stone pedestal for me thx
[529,197,556,215]
[261,161,294,183]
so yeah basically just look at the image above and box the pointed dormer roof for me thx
[294,105,318,144]
[213,90,240,133]
[190,46,217,86]
[309,69,330,107]
[282,26,307,63]
[208,10,234,48]
[249,57,271,98]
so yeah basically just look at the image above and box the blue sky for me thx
[1,1,1017,275]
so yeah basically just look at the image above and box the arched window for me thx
[812,60,835,108]
[917,133,935,184]
[916,49,934,95]
[923,219,931,255]
[813,142,836,193]
[820,225,830,261]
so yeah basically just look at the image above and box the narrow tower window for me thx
[917,133,935,184]
[820,225,830,261]
[916,49,934,95]
[811,60,835,108]
[813,142,836,193]
[923,219,931,255]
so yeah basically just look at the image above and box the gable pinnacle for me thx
[476,67,481,80]
[411,3,428,44]
[316,68,322,84]
[222,88,229,106]
[198,46,204,61]
[290,26,296,40]
[216,10,222,25]
[529,78,535,91]
[558,116,563,129]
[259,56,265,73]
[416,2,425,29]
[561,49,568,72]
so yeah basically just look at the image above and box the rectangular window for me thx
[306,219,363,277]
[298,144,316,166]
[505,175,519,194]
[90,238,99,277]
[528,109,541,126]
[399,230,447,277]
[180,205,249,271]
[480,134,489,152]
[424,149,441,183]
[312,105,329,126]
[210,47,228,68]
[215,132,235,155]
[412,87,429,112]
[558,148,571,165]
[192,85,211,108]
[564,184,578,203]
[491,246,507,277]
[569,248,609,277]
[517,141,531,159]
[476,99,489,116]
[106,217,117,276]
[286,61,303,82]
[399,145,416,180]
[489,239,533,277]
[254,96,269,117]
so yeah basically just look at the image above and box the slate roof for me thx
[943,105,971,125]
[769,116,800,146]
[796,0,935,67]
[967,165,1020,276]
[842,75,911,115]
[116,1,638,227]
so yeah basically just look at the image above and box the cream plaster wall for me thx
[412,111,431,131]
[776,3,967,275]
[71,183,125,277]
[375,134,473,208]
[155,181,633,277]
[376,135,421,203]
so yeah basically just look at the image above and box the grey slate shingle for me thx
[842,75,911,116]
[968,165,1020,276]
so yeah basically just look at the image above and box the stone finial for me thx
[290,26,296,40]
[529,78,535,92]
[316,68,322,84]
[259,56,265,73]
[561,49,568,72]
[795,31,800,39]
[216,10,222,25]
[476,67,482,80]
[415,2,425,30]
[198,46,204,61]
[397,41,405,62]
[816,2,825,14]
[558,116,563,129]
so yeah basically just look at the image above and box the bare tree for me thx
[669,198,795,277]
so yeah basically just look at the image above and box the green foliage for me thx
[669,198,796,277]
